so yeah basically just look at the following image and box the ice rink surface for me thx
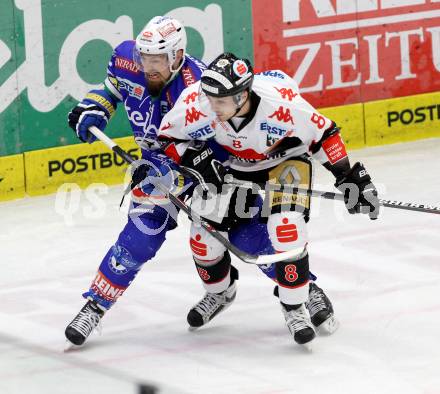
[1,139,439,394]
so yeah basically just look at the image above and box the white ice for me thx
[1,139,439,394]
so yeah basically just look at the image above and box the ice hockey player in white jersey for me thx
[143,53,380,346]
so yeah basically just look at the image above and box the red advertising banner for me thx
[252,0,440,108]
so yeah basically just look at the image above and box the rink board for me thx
[24,137,140,196]
[365,91,440,145]
[4,91,440,200]
[0,154,25,201]
[320,103,365,149]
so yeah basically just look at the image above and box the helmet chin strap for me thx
[164,61,181,85]
[231,92,249,117]
[168,50,185,78]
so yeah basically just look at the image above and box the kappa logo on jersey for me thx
[260,71,285,79]
[185,107,207,126]
[161,122,172,131]
[269,106,294,124]
[118,78,145,99]
[188,124,214,139]
[182,67,196,87]
[274,87,297,101]
[115,56,139,74]
[183,91,199,105]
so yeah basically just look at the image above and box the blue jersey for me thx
[102,40,206,154]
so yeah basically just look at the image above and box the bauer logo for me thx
[252,1,440,108]
[188,124,214,139]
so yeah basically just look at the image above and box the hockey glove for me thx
[334,162,380,220]
[180,141,226,196]
[136,151,185,199]
[68,91,116,143]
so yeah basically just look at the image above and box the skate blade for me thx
[300,341,313,352]
[188,326,201,332]
[317,315,340,335]
[63,340,82,352]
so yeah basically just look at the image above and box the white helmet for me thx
[134,16,187,73]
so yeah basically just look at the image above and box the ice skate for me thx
[281,303,316,347]
[187,280,237,329]
[306,282,339,335]
[65,300,105,348]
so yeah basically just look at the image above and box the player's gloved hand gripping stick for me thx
[87,126,307,265]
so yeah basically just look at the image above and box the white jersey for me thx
[158,70,342,172]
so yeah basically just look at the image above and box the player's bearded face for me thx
[206,96,238,121]
[140,54,172,95]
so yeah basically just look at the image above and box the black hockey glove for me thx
[334,162,380,220]
[180,141,226,195]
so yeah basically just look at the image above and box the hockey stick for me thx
[88,126,305,265]
[225,176,440,215]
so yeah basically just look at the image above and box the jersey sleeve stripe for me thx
[104,77,123,101]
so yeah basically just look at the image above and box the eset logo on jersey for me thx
[188,124,215,139]
[118,78,145,99]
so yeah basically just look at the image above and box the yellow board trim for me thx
[320,102,365,150]
[0,154,25,202]
[365,91,440,145]
[2,91,439,202]
[24,137,140,196]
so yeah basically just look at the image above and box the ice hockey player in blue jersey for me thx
[64,16,207,347]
